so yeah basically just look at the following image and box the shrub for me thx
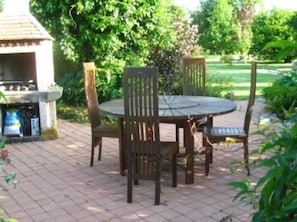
[262,71,297,119]
[58,71,85,106]
[228,112,297,221]
[58,69,123,107]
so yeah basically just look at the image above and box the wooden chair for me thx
[83,62,120,167]
[123,67,178,205]
[183,57,206,96]
[176,57,210,147]
[202,61,257,176]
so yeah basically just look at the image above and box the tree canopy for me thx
[30,0,176,71]
[250,8,295,61]
[191,0,259,55]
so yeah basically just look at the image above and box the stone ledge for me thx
[0,87,63,103]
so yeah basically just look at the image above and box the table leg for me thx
[118,118,126,176]
[183,122,194,184]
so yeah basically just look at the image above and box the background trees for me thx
[30,0,183,103]
[250,8,295,61]
[16,0,297,109]
[191,0,258,55]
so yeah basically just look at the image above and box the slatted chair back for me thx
[244,61,257,134]
[83,62,101,130]
[183,57,206,96]
[123,67,160,181]
[124,67,178,205]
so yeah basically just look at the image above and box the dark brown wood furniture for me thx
[99,95,237,184]
[183,57,212,132]
[83,62,120,167]
[183,57,206,96]
[202,61,257,176]
[123,67,178,205]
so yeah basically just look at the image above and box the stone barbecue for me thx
[0,0,62,140]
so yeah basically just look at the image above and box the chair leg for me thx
[203,135,211,176]
[244,141,250,176]
[98,144,102,161]
[127,172,132,203]
[90,145,95,167]
[205,146,211,176]
[209,146,213,164]
[155,175,161,205]
[172,153,177,187]
[176,126,180,153]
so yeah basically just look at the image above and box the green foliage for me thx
[250,9,295,61]
[56,101,88,123]
[30,0,180,105]
[262,71,297,119]
[0,0,3,12]
[148,6,199,95]
[58,67,122,107]
[205,71,234,97]
[191,0,257,55]
[228,112,297,221]
[57,71,85,106]
[192,0,239,54]
[0,138,17,191]
[221,54,234,64]
[264,40,297,62]
[288,12,297,41]
[0,210,17,222]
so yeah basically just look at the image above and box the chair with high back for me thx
[202,61,257,176]
[175,57,210,148]
[83,62,120,167]
[183,57,206,96]
[123,67,178,205]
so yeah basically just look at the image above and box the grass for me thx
[206,60,291,100]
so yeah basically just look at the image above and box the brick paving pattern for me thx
[1,100,267,222]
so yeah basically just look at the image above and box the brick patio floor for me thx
[1,100,267,222]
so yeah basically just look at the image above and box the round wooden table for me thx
[99,95,236,184]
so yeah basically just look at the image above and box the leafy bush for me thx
[0,91,18,221]
[228,112,297,221]
[58,68,123,107]
[58,71,85,106]
[148,6,199,95]
[262,71,297,119]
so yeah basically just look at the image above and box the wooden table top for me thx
[99,95,236,120]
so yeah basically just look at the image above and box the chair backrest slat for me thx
[124,67,159,179]
[183,57,206,96]
[244,61,257,133]
[83,62,101,129]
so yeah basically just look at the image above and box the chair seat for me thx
[204,127,247,138]
[93,122,119,138]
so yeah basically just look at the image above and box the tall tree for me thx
[191,0,259,55]
[231,0,259,54]
[30,0,175,71]
[192,0,239,55]
[250,8,295,61]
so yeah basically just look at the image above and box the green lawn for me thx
[206,60,291,100]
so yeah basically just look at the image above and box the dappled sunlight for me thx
[86,205,106,213]
[0,195,8,200]
[66,143,85,149]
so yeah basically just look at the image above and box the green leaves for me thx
[227,179,252,202]
[229,112,297,221]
